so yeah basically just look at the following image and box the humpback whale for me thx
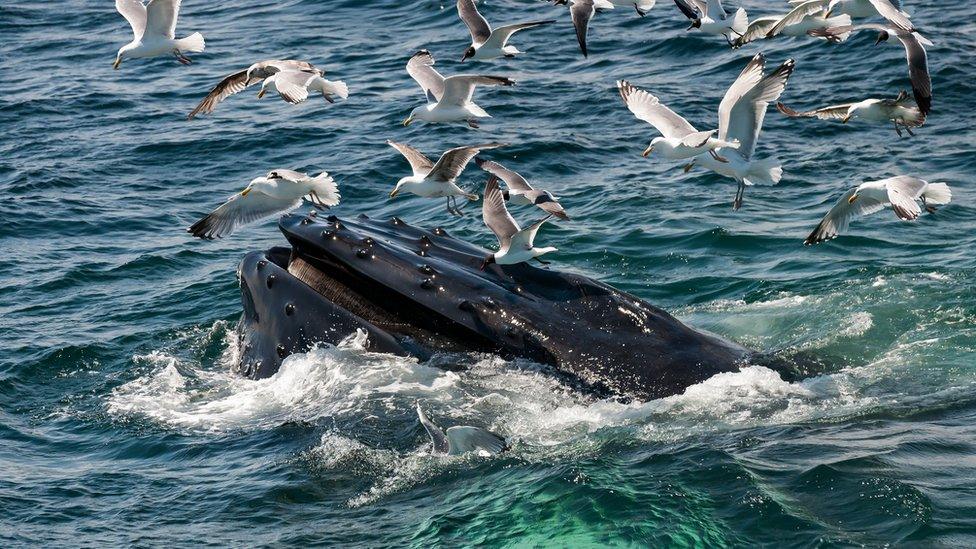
[234,212,759,400]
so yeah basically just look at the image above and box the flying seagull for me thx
[732,11,851,48]
[804,176,951,245]
[482,176,557,267]
[457,0,556,61]
[551,0,655,58]
[617,80,740,163]
[188,170,340,239]
[417,402,508,456]
[388,141,505,216]
[257,70,349,105]
[475,158,570,220]
[819,24,932,115]
[777,90,925,136]
[189,60,323,119]
[649,54,794,211]
[673,0,748,43]
[763,0,854,40]
[403,50,515,128]
[821,0,914,32]
[114,0,205,69]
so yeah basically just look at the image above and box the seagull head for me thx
[848,191,860,204]
[460,46,476,63]
[257,77,276,99]
[642,137,665,157]
[688,18,702,30]
[113,45,134,69]
[403,106,425,126]
[874,30,890,45]
[389,178,408,199]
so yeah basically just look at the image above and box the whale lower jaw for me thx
[235,213,753,401]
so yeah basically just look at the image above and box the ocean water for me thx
[2,0,974,545]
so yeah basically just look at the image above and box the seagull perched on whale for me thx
[482,176,557,267]
[416,402,507,456]
[617,80,740,163]
[114,0,205,69]
[403,50,515,128]
[457,0,556,61]
[475,158,569,220]
[388,141,505,216]
[187,170,340,239]
[188,60,334,118]
[777,91,924,136]
[804,176,951,245]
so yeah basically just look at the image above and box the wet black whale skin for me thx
[235,213,752,400]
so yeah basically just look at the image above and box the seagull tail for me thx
[321,79,349,100]
[922,183,952,205]
[176,32,206,53]
[311,173,341,207]
[747,159,783,186]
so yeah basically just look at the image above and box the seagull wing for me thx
[187,184,302,240]
[483,20,556,50]
[705,0,727,20]
[145,0,181,40]
[776,101,853,120]
[510,215,551,251]
[407,50,445,102]
[868,0,914,32]
[116,0,147,40]
[387,141,434,178]
[483,176,520,250]
[521,190,569,221]
[804,187,887,245]
[271,71,316,104]
[617,80,697,138]
[445,426,507,455]
[733,16,780,47]
[440,75,514,106]
[416,403,450,454]
[570,0,596,57]
[428,143,505,182]
[457,0,492,45]
[894,31,931,115]
[719,54,795,159]
[766,0,828,38]
[883,176,925,220]
[475,158,533,192]
[188,70,250,119]
[673,0,700,20]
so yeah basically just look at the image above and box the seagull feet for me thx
[323,94,335,104]
[894,121,904,137]
[709,150,729,163]
[905,126,915,137]
[467,119,480,129]
[732,182,745,212]
[174,50,192,65]
[534,257,551,266]
[635,5,647,17]
[682,162,695,174]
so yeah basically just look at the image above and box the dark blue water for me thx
[2,0,975,545]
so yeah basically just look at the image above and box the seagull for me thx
[673,0,749,43]
[732,12,852,48]
[821,0,914,31]
[474,158,570,220]
[827,25,931,115]
[457,0,556,61]
[617,80,740,163]
[684,54,796,211]
[114,0,204,69]
[417,402,507,456]
[189,60,323,119]
[257,70,349,105]
[804,176,951,245]
[187,170,340,239]
[552,0,656,58]
[763,0,855,40]
[403,50,515,128]
[482,176,557,267]
[388,141,505,216]
[777,91,925,136]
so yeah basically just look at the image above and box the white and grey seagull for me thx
[475,158,570,220]
[820,0,914,32]
[482,176,558,267]
[189,60,328,118]
[457,0,556,61]
[552,0,656,58]
[417,402,507,456]
[114,0,205,69]
[777,90,925,136]
[729,1,852,48]
[617,80,740,163]
[388,141,505,216]
[804,176,951,245]
[188,170,340,239]
[673,0,749,43]
[403,50,515,128]
[257,70,348,106]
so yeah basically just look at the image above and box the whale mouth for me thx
[235,212,755,401]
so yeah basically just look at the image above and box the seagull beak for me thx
[113,58,122,70]
[389,189,399,199]
[841,115,851,123]
[257,89,266,99]
[241,188,252,197]
[642,145,654,157]
[402,115,413,127]
[823,9,833,17]
[848,194,858,204]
